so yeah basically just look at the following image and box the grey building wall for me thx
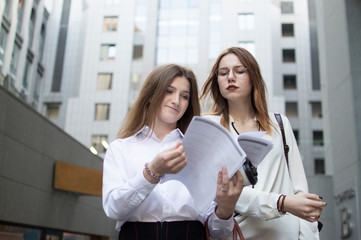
[0,86,117,239]
[308,176,335,240]
[315,0,361,239]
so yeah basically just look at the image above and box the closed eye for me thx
[218,71,229,76]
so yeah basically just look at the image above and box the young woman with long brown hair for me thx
[201,47,327,240]
[102,63,244,240]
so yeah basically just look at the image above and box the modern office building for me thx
[314,0,361,239]
[40,0,326,177]
[0,0,49,111]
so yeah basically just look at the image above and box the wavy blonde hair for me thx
[200,47,273,133]
[118,64,200,139]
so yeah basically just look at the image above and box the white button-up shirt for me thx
[102,126,233,238]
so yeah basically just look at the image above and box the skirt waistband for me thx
[119,220,206,240]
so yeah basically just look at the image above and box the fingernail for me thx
[318,195,323,200]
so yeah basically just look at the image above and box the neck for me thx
[153,121,176,141]
[228,99,254,123]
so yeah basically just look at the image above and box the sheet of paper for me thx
[161,117,246,214]
[237,133,273,167]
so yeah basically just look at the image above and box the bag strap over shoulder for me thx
[274,113,323,232]
[274,113,289,168]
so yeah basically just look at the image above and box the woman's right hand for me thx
[145,142,187,183]
[283,192,327,222]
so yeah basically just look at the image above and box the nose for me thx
[171,93,180,106]
[227,69,236,82]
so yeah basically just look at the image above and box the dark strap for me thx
[274,113,289,167]
[274,113,323,232]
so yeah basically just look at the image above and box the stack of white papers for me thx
[161,116,273,214]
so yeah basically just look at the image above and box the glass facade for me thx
[156,0,199,65]
[208,0,222,60]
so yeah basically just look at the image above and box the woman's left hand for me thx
[215,167,244,219]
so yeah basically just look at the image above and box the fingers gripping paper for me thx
[161,117,273,214]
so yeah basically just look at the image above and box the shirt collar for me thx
[135,126,184,139]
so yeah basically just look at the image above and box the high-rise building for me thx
[41,0,326,177]
[0,0,49,110]
[1,0,346,238]
[315,0,361,239]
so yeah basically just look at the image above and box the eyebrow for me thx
[168,85,190,94]
[218,65,245,69]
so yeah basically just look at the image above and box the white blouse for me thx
[102,126,234,239]
[204,113,319,240]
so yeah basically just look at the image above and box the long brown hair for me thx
[200,47,273,133]
[118,64,200,138]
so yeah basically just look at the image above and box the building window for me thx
[293,129,299,145]
[22,58,32,90]
[32,72,42,108]
[286,102,298,118]
[283,74,297,89]
[314,158,325,174]
[46,103,61,119]
[97,73,112,90]
[103,16,118,32]
[100,44,116,60]
[282,49,296,63]
[38,23,46,62]
[28,8,36,48]
[208,0,222,59]
[133,45,143,60]
[17,0,25,33]
[129,73,142,106]
[10,43,21,77]
[0,26,8,67]
[281,1,294,14]
[313,130,324,146]
[311,101,322,118]
[4,0,12,18]
[95,103,110,120]
[238,41,255,57]
[91,135,108,154]
[282,23,294,37]
[238,13,254,30]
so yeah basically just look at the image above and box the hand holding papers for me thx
[161,117,273,214]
